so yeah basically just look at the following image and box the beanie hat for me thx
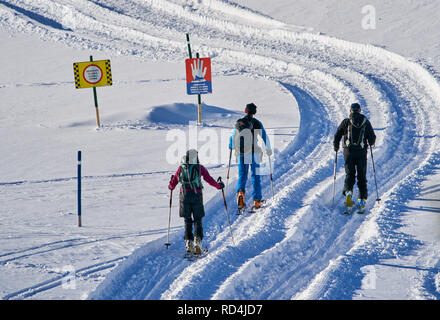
[245,103,257,115]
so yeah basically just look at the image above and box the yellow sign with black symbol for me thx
[73,60,112,89]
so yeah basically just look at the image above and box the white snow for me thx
[1,0,439,300]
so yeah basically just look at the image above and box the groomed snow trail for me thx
[1,0,440,299]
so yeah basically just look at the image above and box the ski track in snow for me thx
[1,0,440,299]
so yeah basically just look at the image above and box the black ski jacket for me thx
[333,113,376,153]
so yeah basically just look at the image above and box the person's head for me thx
[245,103,257,115]
[350,103,361,114]
[184,149,199,164]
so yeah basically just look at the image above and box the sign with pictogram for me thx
[72,56,113,128]
[73,60,112,89]
[185,58,212,95]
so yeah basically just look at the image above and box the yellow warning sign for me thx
[73,60,112,89]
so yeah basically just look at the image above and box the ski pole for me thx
[268,155,275,200]
[226,148,232,195]
[218,177,236,246]
[370,146,381,202]
[332,150,338,208]
[165,175,174,249]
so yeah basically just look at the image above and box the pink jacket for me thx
[169,165,222,192]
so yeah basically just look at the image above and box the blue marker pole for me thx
[77,151,82,227]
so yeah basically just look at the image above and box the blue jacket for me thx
[229,115,271,153]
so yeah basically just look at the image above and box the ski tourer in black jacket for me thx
[333,111,376,200]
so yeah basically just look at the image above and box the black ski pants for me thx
[179,190,205,240]
[343,148,368,199]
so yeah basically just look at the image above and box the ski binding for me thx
[184,248,208,260]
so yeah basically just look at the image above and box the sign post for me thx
[90,56,101,127]
[73,56,112,128]
[185,34,212,125]
[196,53,202,125]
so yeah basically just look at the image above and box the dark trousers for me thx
[184,217,203,241]
[343,148,368,199]
[180,190,205,240]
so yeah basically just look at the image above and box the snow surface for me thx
[233,0,440,65]
[0,0,439,300]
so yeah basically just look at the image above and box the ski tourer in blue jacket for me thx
[229,103,272,210]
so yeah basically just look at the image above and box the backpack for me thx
[234,116,256,154]
[345,117,367,149]
[179,162,203,191]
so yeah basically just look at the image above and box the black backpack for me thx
[234,116,256,154]
[345,117,367,149]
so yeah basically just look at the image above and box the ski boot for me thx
[357,198,366,214]
[193,237,202,255]
[345,190,353,208]
[248,199,263,213]
[185,239,194,254]
[253,200,262,209]
[237,191,245,209]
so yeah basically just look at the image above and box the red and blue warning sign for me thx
[185,58,212,95]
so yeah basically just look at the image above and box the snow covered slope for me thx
[232,0,440,65]
[1,0,440,299]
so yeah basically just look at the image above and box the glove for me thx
[218,181,225,189]
[334,144,339,152]
[266,149,273,157]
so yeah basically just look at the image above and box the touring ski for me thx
[357,205,366,214]
[343,203,367,215]
[237,206,247,215]
[184,248,208,261]
[248,200,266,213]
